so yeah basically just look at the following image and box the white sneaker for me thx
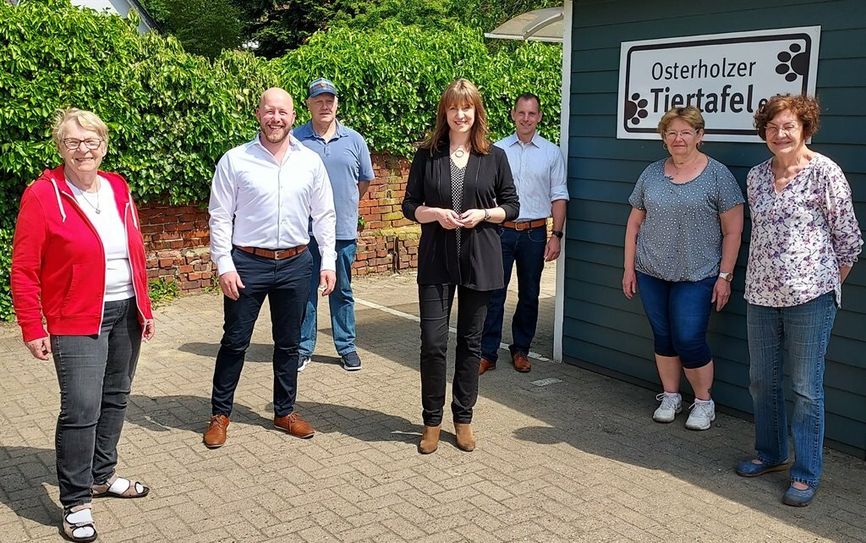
[685,399,716,430]
[653,392,682,423]
[297,357,311,372]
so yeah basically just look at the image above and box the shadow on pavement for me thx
[294,401,422,445]
[178,342,344,367]
[0,447,58,528]
[178,342,277,364]
[126,394,421,446]
[352,304,866,542]
[126,395,271,433]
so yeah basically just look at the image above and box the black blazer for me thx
[402,144,519,290]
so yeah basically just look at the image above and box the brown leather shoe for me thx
[418,425,441,454]
[203,414,229,448]
[454,422,476,452]
[478,357,496,375]
[512,352,531,373]
[273,412,315,439]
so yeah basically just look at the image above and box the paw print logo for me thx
[625,93,649,125]
[776,43,808,82]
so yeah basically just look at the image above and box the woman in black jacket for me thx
[402,78,519,454]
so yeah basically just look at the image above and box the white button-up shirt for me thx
[209,134,337,275]
[495,132,569,221]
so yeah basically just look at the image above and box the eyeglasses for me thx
[664,130,697,139]
[62,138,103,150]
[765,123,800,135]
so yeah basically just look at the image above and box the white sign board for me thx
[617,26,820,142]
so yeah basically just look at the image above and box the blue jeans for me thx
[747,292,837,488]
[51,297,142,508]
[299,237,357,357]
[635,272,714,368]
[481,225,546,361]
[211,248,312,417]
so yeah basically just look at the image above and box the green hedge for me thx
[0,0,562,320]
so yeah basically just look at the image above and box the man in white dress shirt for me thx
[479,93,568,374]
[203,87,337,448]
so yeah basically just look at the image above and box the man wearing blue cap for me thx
[295,78,375,371]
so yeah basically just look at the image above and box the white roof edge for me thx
[485,6,565,43]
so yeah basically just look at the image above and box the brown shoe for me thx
[273,412,315,439]
[203,414,229,448]
[418,425,441,454]
[512,352,531,373]
[454,422,476,452]
[478,357,496,375]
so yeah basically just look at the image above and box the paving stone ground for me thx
[1,267,865,542]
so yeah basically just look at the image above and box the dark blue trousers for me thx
[481,225,547,361]
[211,248,312,417]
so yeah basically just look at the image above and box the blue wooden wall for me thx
[564,0,866,457]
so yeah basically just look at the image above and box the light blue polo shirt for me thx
[294,121,374,240]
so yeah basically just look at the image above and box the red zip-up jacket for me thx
[11,165,154,342]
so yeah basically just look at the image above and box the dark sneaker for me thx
[341,351,362,371]
[297,356,311,372]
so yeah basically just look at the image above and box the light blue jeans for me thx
[51,298,141,508]
[299,237,357,357]
[746,292,837,488]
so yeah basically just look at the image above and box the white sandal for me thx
[61,503,97,542]
[91,473,150,499]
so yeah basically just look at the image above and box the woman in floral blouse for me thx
[736,94,862,507]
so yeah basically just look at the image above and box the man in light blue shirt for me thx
[480,93,569,374]
[295,78,375,371]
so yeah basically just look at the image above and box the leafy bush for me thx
[0,0,561,320]
[148,277,181,306]
[274,21,562,156]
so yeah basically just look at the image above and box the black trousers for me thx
[418,284,491,426]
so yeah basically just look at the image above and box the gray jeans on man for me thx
[51,297,142,508]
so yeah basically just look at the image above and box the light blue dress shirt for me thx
[494,132,569,221]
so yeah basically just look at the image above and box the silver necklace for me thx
[451,146,466,158]
[70,178,101,214]
[667,154,701,179]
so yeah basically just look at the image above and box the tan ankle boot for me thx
[454,423,476,452]
[418,425,441,454]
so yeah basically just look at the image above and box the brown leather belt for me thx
[236,245,307,260]
[501,219,547,231]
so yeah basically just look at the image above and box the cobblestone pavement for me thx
[1,267,865,542]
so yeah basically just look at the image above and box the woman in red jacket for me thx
[11,108,155,543]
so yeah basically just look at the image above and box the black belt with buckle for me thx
[236,245,308,260]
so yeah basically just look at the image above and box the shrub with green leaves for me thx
[0,0,561,320]
[274,21,561,155]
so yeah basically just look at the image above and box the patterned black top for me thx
[450,159,466,255]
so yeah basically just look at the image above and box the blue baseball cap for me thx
[308,78,338,98]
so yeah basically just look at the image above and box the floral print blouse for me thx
[745,153,863,307]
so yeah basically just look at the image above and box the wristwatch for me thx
[551,230,564,239]
[483,208,490,222]
[719,271,733,282]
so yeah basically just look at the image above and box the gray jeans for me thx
[51,298,142,508]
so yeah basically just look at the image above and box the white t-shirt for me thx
[69,178,135,302]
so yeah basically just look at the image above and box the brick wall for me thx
[139,153,420,294]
